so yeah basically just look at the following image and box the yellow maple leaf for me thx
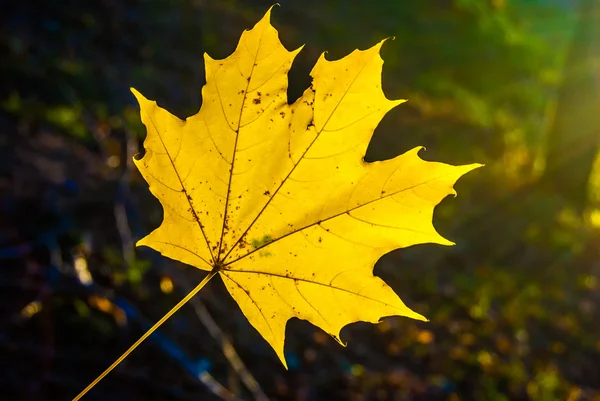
[131,8,480,367]
[73,9,484,400]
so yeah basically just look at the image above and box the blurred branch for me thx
[186,290,269,401]
[0,200,241,400]
[109,121,267,400]
[102,125,242,400]
[0,333,207,401]
[114,128,137,270]
[114,299,243,401]
[13,260,243,401]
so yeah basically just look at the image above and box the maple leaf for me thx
[132,8,481,367]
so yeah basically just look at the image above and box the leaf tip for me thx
[390,308,428,323]
[412,311,429,322]
[372,37,396,57]
[278,352,289,370]
[462,162,485,177]
[130,87,152,108]
[435,232,456,246]
[259,4,278,25]
[391,98,408,108]
[292,44,306,57]
[333,334,347,348]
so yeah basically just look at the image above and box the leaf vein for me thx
[223,270,402,310]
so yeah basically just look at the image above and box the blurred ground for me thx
[1,1,600,400]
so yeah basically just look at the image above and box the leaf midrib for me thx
[221,54,371,263]
[215,27,266,263]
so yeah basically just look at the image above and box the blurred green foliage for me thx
[2,1,600,400]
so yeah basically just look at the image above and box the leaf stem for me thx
[72,270,218,401]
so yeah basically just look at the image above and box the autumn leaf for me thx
[132,8,481,367]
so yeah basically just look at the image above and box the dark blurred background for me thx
[2,0,600,400]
